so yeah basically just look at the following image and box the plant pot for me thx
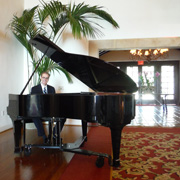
[140,86,155,94]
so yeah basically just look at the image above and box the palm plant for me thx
[9,0,119,87]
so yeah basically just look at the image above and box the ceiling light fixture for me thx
[130,48,169,62]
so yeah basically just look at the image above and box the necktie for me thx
[43,87,47,94]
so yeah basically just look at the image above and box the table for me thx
[138,93,174,114]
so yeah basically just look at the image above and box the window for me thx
[127,66,138,86]
[141,66,155,100]
[161,66,174,100]
[127,66,139,99]
[142,66,155,86]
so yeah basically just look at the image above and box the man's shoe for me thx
[44,137,50,145]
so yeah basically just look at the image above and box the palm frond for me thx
[66,2,119,39]
[40,0,68,38]
[37,6,49,24]
[9,6,41,59]
[50,14,69,37]
[41,0,66,20]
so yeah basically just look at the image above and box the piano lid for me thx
[29,34,138,93]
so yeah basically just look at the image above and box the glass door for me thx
[141,66,155,101]
[127,66,139,100]
[161,66,174,103]
[114,61,178,105]
[126,64,176,105]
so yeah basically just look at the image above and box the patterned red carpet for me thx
[59,126,180,180]
[113,127,180,180]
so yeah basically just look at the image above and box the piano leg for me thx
[13,119,23,153]
[110,125,126,167]
[54,118,64,145]
[81,120,87,141]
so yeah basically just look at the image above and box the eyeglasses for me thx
[41,77,49,80]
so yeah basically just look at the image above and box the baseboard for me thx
[0,124,13,133]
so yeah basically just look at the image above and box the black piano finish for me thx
[18,92,134,127]
[19,93,96,121]
[7,34,137,167]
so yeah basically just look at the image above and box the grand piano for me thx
[7,34,138,167]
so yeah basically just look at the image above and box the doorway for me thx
[112,61,178,105]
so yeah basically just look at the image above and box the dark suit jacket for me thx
[31,84,55,94]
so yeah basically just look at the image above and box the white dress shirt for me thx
[41,83,48,94]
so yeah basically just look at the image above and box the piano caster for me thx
[96,156,104,168]
[113,159,120,168]
[24,145,32,156]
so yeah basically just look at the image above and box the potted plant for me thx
[9,0,119,90]
[139,71,160,94]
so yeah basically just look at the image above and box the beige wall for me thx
[0,0,24,132]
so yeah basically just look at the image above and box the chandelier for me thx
[130,48,169,61]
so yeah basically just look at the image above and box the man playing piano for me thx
[31,71,65,144]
